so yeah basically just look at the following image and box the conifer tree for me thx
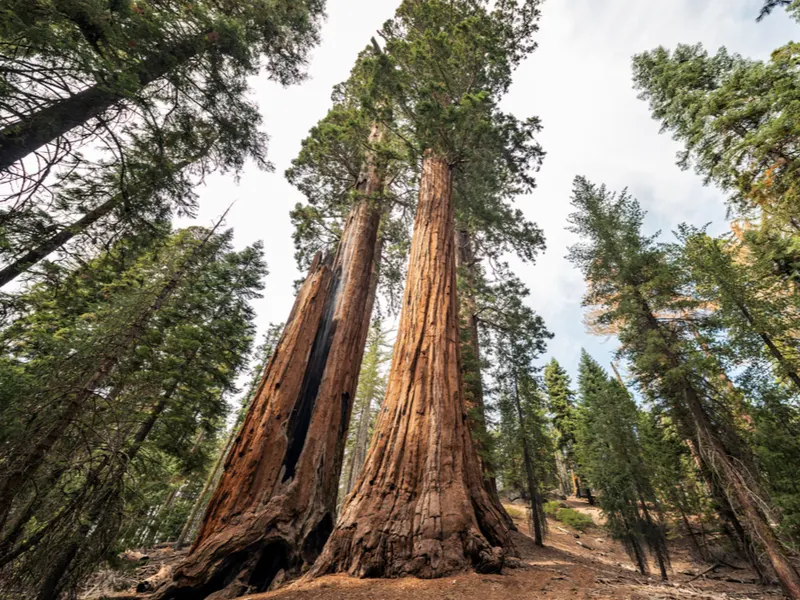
[0,0,324,173]
[567,177,800,599]
[311,0,543,578]
[0,225,265,599]
[490,307,551,546]
[0,0,324,288]
[574,351,669,579]
[543,358,579,497]
[633,42,800,231]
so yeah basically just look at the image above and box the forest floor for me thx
[85,498,787,600]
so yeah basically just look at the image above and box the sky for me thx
[183,0,797,382]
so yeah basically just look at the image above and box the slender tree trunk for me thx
[154,127,385,599]
[455,228,503,506]
[344,388,374,496]
[35,381,178,600]
[310,152,514,580]
[678,504,707,562]
[635,294,800,599]
[0,156,196,288]
[553,450,571,497]
[737,298,800,392]
[0,221,218,532]
[637,495,668,580]
[0,38,203,171]
[0,195,120,287]
[176,426,237,550]
[512,374,543,547]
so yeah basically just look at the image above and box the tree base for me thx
[152,501,333,599]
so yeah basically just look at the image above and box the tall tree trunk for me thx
[35,377,180,600]
[154,127,385,599]
[455,228,502,504]
[553,449,571,497]
[512,374,543,547]
[734,297,800,392]
[0,38,203,172]
[635,293,800,599]
[0,157,197,288]
[0,195,120,287]
[342,231,386,498]
[636,494,668,580]
[309,152,514,580]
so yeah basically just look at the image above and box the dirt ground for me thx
[86,498,787,600]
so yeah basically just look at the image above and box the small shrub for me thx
[555,508,593,531]
[543,500,562,516]
[504,505,526,520]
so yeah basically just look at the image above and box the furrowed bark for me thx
[343,230,386,497]
[310,152,514,580]
[154,128,385,599]
[0,38,203,172]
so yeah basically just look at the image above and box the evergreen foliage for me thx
[574,351,669,578]
[0,225,265,598]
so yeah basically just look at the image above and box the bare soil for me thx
[85,498,786,600]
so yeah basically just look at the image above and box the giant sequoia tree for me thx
[153,55,396,599]
[310,0,543,578]
[567,178,800,599]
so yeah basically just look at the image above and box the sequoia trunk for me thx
[154,132,384,599]
[310,152,514,580]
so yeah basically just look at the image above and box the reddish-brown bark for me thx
[153,134,384,600]
[309,153,514,580]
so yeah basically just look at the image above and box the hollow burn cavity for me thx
[161,542,291,600]
[281,261,341,482]
[249,540,291,592]
[301,513,334,565]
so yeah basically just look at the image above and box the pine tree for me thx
[0,225,265,599]
[0,0,323,172]
[543,359,579,497]
[574,351,669,579]
[633,42,800,230]
[567,177,800,598]
[0,0,324,288]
